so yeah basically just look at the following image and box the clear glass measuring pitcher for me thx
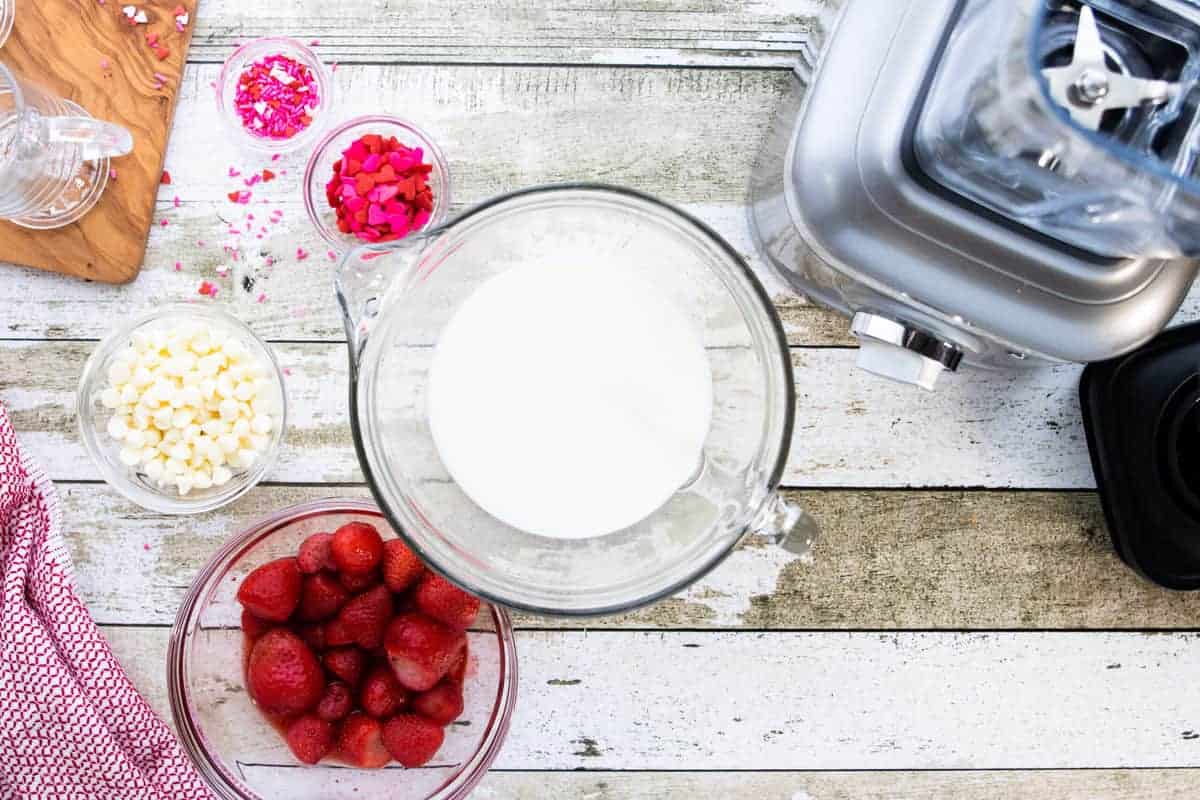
[337,184,816,616]
[0,62,133,229]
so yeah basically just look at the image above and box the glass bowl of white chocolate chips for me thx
[77,305,287,514]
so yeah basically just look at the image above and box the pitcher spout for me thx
[335,234,436,371]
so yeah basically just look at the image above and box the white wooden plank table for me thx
[3,1,1200,797]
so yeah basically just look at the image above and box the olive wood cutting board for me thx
[0,0,199,283]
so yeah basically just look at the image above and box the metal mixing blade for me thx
[1042,5,1179,131]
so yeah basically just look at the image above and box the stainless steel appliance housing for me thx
[750,0,1200,389]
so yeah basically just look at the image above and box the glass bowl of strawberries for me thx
[167,498,517,799]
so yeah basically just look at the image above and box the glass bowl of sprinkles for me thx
[303,115,452,253]
[216,37,333,154]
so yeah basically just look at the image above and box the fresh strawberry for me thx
[297,622,326,652]
[298,573,349,621]
[330,585,392,649]
[382,538,425,593]
[315,681,353,722]
[383,612,467,692]
[297,532,335,574]
[285,714,335,765]
[360,665,408,718]
[338,713,391,769]
[324,616,354,648]
[246,629,324,715]
[381,714,444,768]
[411,678,464,725]
[322,646,367,686]
[338,569,380,593]
[412,573,481,630]
[331,521,384,574]
[447,640,468,685]
[236,557,302,622]
[241,609,274,640]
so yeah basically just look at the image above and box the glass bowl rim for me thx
[166,497,519,800]
[303,114,453,252]
[215,36,335,155]
[75,303,288,515]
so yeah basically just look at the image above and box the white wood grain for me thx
[103,625,1200,770]
[187,0,835,68]
[4,342,1094,488]
[0,63,827,343]
[55,483,1200,630]
[471,770,1200,800]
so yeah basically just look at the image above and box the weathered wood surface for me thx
[59,483,1200,630]
[7,61,1200,347]
[188,0,836,67]
[5,2,1200,792]
[4,341,1094,488]
[0,63,840,344]
[471,770,1200,800]
[105,625,1200,769]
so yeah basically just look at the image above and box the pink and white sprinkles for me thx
[234,53,320,140]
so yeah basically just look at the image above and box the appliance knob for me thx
[850,313,963,391]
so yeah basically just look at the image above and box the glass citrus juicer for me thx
[0,62,133,228]
[337,184,814,616]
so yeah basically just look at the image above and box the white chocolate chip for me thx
[153,407,174,430]
[218,399,240,420]
[108,361,132,386]
[144,457,165,481]
[107,416,129,440]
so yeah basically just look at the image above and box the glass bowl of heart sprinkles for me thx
[304,115,451,253]
[217,37,333,154]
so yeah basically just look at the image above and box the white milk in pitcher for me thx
[428,259,713,540]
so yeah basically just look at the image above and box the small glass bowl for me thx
[168,499,517,800]
[304,115,451,253]
[216,37,334,155]
[76,304,287,515]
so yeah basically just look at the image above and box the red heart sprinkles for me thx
[324,134,435,243]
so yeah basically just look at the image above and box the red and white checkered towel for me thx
[0,406,214,799]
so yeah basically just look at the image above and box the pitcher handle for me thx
[751,491,819,557]
[43,116,134,161]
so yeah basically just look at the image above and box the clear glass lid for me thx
[341,185,804,616]
[914,0,1200,258]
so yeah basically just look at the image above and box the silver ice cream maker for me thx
[751,0,1200,389]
